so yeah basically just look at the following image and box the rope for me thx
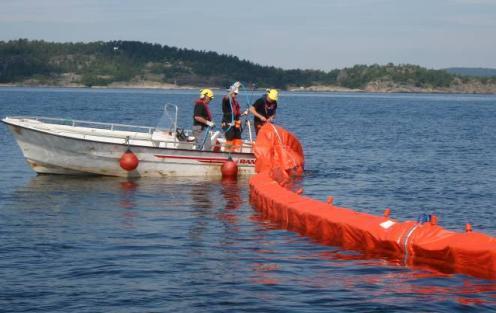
[403,213,434,263]
[199,126,211,150]
[402,223,419,264]
[269,123,298,170]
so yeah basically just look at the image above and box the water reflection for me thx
[190,181,213,210]
[16,175,142,209]
[11,174,495,309]
[188,179,215,248]
[119,179,139,209]
[251,262,280,285]
[117,179,139,228]
[218,178,243,225]
[249,206,496,306]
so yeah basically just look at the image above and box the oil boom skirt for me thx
[249,124,496,280]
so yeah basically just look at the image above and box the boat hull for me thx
[5,122,255,177]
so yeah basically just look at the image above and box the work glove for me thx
[206,121,215,127]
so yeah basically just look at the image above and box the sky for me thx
[1,0,495,71]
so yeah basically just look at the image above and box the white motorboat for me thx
[2,104,256,177]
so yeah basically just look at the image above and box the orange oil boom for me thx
[249,124,496,280]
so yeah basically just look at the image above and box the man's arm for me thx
[249,106,267,122]
[194,105,214,127]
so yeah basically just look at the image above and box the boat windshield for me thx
[155,104,178,132]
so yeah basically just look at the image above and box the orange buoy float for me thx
[327,196,334,205]
[119,149,139,171]
[383,208,391,217]
[221,156,238,179]
[465,223,472,233]
[430,214,438,225]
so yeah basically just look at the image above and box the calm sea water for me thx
[1,87,495,312]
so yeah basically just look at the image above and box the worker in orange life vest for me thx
[221,81,248,150]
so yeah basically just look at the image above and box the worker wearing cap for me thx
[193,88,215,149]
[249,89,278,135]
[221,81,247,150]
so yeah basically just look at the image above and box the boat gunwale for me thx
[4,115,156,133]
[2,117,255,157]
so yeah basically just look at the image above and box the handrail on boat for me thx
[9,116,156,134]
[5,115,254,152]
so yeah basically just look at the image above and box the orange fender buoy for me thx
[327,196,334,205]
[221,157,238,179]
[119,149,139,171]
[465,223,472,233]
[384,208,391,217]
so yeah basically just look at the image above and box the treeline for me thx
[1,39,494,89]
[445,67,496,78]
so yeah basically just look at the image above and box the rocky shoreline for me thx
[2,80,496,94]
[290,80,496,94]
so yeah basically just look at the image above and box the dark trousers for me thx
[224,126,242,141]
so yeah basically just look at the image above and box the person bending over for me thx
[249,89,278,135]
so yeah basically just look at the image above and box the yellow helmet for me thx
[267,89,278,101]
[200,88,214,99]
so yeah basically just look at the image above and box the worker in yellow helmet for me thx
[249,88,278,135]
[193,88,215,149]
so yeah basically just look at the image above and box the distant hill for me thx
[1,39,495,93]
[445,67,496,78]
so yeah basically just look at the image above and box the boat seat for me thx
[151,130,176,142]
[173,128,195,142]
